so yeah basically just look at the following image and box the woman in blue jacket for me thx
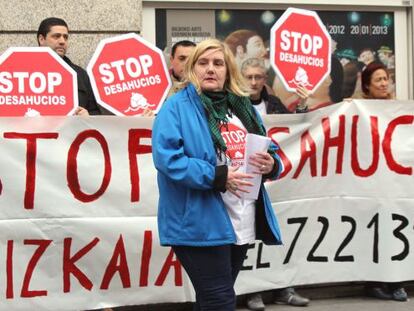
[152,38,283,311]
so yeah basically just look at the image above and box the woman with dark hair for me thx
[361,62,392,99]
[152,38,283,311]
[361,62,407,302]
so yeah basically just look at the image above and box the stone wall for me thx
[0,0,142,68]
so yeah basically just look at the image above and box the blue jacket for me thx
[152,84,282,246]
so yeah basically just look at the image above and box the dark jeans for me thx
[173,244,249,311]
[368,281,404,291]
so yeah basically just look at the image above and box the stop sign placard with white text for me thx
[0,47,78,116]
[87,33,171,116]
[270,8,331,92]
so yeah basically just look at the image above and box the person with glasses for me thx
[241,57,310,311]
[241,58,309,116]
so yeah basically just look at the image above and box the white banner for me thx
[0,100,413,310]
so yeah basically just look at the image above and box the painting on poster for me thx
[156,9,395,109]
[216,9,395,109]
[156,10,215,68]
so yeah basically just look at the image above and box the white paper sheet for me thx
[243,133,271,200]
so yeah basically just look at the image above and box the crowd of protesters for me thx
[12,15,409,311]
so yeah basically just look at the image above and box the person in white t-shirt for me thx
[152,38,284,311]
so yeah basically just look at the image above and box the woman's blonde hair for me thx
[183,38,249,96]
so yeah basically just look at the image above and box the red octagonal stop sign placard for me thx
[0,47,78,116]
[87,33,171,116]
[270,8,331,93]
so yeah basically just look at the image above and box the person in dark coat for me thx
[241,57,310,311]
[361,62,407,302]
[37,17,101,115]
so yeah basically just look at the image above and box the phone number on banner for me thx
[283,212,412,264]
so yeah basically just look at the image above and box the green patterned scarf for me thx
[199,91,274,157]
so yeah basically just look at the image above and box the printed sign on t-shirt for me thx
[221,122,247,168]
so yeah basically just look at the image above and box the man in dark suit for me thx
[37,17,101,115]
